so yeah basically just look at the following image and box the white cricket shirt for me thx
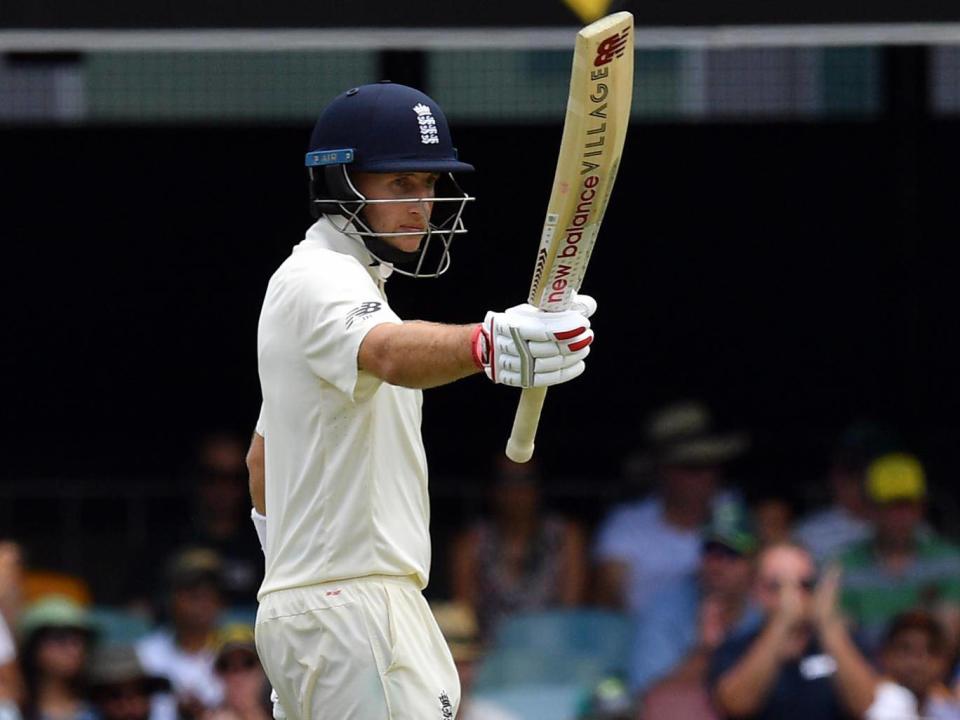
[256,217,430,599]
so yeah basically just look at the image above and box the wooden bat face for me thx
[529,12,634,312]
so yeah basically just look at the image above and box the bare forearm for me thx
[360,321,480,389]
[820,622,878,717]
[715,624,789,716]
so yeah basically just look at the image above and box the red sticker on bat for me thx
[595,28,631,67]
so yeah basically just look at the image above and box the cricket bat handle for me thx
[505,386,548,463]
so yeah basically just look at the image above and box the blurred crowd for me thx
[1,401,960,720]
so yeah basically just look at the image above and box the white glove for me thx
[472,294,596,387]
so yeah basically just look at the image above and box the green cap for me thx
[18,594,95,641]
[703,500,757,556]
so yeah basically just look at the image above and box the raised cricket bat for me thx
[505,11,634,463]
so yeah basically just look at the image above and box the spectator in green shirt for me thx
[837,452,960,659]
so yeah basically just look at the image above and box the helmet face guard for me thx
[305,83,476,279]
[306,158,474,279]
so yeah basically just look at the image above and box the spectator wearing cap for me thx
[837,452,960,657]
[450,454,587,643]
[205,624,270,720]
[592,400,749,613]
[708,543,877,720]
[17,595,97,720]
[87,643,170,720]
[628,501,760,712]
[865,610,960,720]
[794,421,899,564]
[135,549,225,720]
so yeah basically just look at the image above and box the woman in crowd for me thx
[451,455,587,643]
[17,596,97,720]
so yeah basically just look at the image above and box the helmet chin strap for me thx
[361,233,421,266]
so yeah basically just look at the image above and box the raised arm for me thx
[358,300,595,390]
[358,321,478,389]
[713,618,793,717]
[815,566,879,718]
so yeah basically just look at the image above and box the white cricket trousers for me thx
[255,575,461,720]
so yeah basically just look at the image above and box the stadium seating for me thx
[470,608,633,718]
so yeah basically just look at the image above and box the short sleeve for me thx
[293,253,402,400]
[593,506,635,561]
[864,682,918,720]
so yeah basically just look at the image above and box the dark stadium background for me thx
[3,1,960,598]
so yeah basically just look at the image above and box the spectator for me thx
[178,432,264,609]
[630,500,759,709]
[0,543,25,716]
[87,643,170,720]
[866,610,960,720]
[205,624,270,720]
[709,543,877,720]
[747,490,796,549]
[794,420,897,564]
[17,595,98,720]
[0,542,25,631]
[837,452,960,656]
[135,548,225,720]
[450,455,587,643]
[431,601,519,720]
[0,611,21,719]
[592,400,748,613]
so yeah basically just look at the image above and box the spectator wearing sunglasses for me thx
[206,625,270,720]
[708,543,877,720]
[87,644,170,720]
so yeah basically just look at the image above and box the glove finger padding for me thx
[496,360,588,388]
[527,331,593,358]
[496,345,590,374]
[500,304,591,341]
[530,346,591,372]
[536,360,587,387]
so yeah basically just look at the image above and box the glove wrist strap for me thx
[469,324,489,370]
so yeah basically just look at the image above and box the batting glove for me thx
[471,294,596,387]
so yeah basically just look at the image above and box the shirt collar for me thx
[298,216,392,284]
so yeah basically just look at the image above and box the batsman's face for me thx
[352,171,437,252]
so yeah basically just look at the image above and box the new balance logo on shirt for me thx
[345,301,383,329]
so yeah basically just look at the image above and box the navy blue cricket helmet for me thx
[305,82,475,278]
